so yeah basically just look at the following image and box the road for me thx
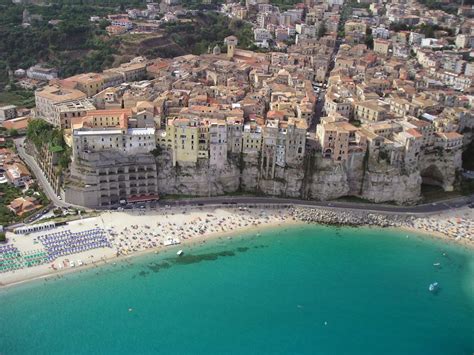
[309,96,325,131]
[14,138,473,216]
[15,137,72,208]
[156,194,474,216]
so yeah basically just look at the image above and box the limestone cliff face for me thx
[360,171,421,204]
[419,149,462,192]
[156,152,240,196]
[154,148,462,205]
[258,165,305,198]
[303,156,351,200]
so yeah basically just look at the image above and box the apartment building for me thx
[67,111,157,207]
[35,85,87,125]
[26,65,58,81]
[110,61,147,82]
[261,118,306,178]
[435,132,463,150]
[209,119,228,168]
[393,129,423,165]
[373,38,391,56]
[166,117,201,166]
[344,20,367,35]
[62,73,105,97]
[324,93,353,118]
[242,121,263,154]
[0,105,17,121]
[364,120,403,138]
[354,100,389,123]
[52,99,96,129]
[316,121,367,162]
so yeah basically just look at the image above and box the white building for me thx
[73,127,156,157]
[455,34,473,49]
[409,32,425,46]
[0,105,17,121]
[254,28,273,42]
[27,65,58,81]
[209,121,228,168]
[372,26,390,39]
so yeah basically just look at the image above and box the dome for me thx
[212,45,221,55]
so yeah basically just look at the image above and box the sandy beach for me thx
[0,206,298,287]
[1,204,472,288]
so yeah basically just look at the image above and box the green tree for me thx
[317,21,327,39]
[7,128,18,137]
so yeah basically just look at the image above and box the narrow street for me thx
[14,137,72,208]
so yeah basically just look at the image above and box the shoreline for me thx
[1,205,472,289]
[0,207,302,289]
[1,220,303,290]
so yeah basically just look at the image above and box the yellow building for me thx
[344,20,367,34]
[354,100,389,122]
[373,38,391,56]
[62,73,105,97]
[166,117,200,166]
[242,121,262,154]
[74,109,132,129]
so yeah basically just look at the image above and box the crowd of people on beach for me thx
[409,216,473,243]
[107,207,293,256]
[1,204,472,283]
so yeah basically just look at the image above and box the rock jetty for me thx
[290,207,473,245]
[290,207,408,228]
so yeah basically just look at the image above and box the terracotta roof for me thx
[2,116,29,131]
[437,131,463,140]
[406,128,423,138]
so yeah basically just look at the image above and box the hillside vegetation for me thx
[0,0,252,89]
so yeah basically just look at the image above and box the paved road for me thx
[14,138,473,215]
[14,137,72,208]
[156,194,474,216]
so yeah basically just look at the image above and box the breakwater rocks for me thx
[290,207,473,245]
[290,207,407,228]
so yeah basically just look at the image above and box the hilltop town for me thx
[0,0,473,211]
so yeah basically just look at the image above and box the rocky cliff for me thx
[155,148,462,205]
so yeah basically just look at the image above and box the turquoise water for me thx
[1,225,473,355]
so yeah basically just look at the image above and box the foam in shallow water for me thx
[1,225,473,355]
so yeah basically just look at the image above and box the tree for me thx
[150,146,162,157]
[7,128,18,137]
[27,119,52,150]
[317,21,327,39]
[365,34,374,49]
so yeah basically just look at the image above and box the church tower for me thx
[224,36,238,59]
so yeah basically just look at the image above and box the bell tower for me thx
[224,36,238,59]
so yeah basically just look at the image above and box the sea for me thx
[1,225,473,355]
